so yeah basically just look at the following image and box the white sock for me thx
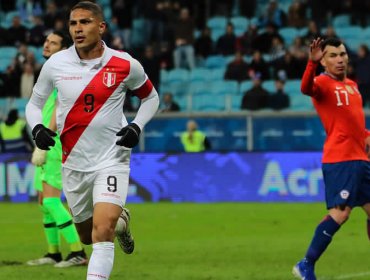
[87,242,114,280]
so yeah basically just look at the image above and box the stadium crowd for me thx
[0,0,370,111]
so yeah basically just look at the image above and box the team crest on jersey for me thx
[103,71,116,87]
[340,190,349,199]
[345,85,354,94]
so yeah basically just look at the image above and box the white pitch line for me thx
[319,271,370,280]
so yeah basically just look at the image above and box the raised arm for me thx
[301,38,324,96]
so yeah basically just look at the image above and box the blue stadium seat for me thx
[210,67,226,81]
[289,95,314,112]
[207,16,227,30]
[188,81,210,95]
[262,80,275,93]
[210,28,225,42]
[167,69,190,84]
[175,95,190,112]
[336,26,363,40]
[131,18,146,48]
[205,55,227,69]
[0,57,13,72]
[230,16,249,36]
[10,98,29,117]
[230,94,243,111]
[239,80,253,94]
[189,67,212,82]
[0,47,17,59]
[279,27,299,46]
[211,80,239,95]
[192,92,226,112]
[332,14,351,28]
[285,79,301,97]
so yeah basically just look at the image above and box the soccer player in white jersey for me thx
[25,2,160,279]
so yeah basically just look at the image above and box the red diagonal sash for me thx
[60,56,130,163]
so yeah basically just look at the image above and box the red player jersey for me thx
[301,60,369,163]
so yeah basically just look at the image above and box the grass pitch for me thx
[0,202,369,280]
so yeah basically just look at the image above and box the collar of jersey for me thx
[72,40,108,69]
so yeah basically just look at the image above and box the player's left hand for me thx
[365,136,370,159]
[116,123,141,148]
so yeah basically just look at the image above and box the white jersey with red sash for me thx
[30,43,153,172]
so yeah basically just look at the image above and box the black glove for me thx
[116,123,141,148]
[32,124,57,150]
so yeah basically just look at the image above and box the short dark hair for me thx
[51,30,72,49]
[321,37,343,51]
[71,1,104,21]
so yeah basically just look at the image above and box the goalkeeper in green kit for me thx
[27,31,88,268]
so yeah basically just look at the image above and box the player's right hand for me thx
[309,37,325,63]
[32,124,57,150]
[31,147,47,166]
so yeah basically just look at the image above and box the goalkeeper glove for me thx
[31,147,47,166]
[32,124,57,150]
[116,123,141,148]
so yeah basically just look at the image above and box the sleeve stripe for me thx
[132,79,153,99]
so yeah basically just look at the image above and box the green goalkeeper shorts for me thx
[33,158,62,192]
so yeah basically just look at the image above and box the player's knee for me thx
[92,222,115,242]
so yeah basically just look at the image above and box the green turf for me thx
[0,202,369,280]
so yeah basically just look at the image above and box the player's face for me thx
[69,8,105,54]
[43,33,63,59]
[321,44,348,79]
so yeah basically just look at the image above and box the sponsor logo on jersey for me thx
[103,71,116,88]
[340,189,349,199]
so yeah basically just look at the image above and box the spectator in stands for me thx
[289,37,309,63]
[18,0,43,23]
[1,66,20,98]
[194,27,214,67]
[161,92,180,112]
[237,24,258,56]
[0,0,16,12]
[139,0,166,44]
[43,1,61,31]
[268,79,290,110]
[353,45,370,107]
[140,45,161,90]
[224,51,249,83]
[0,26,8,46]
[0,109,34,153]
[241,73,269,110]
[111,0,133,50]
[20,62,35,99]
[248,50,270,81]
[322,25,339,40]
[216,22,237,56]
[258,0,287,28]
[254,21,283,54]
[173,8,196,69]
[7,15,28,46]
[239,0,256,18]
[287,0,307,28]
[28,16,47,46]
[302,20,321,46]
[269,36,286,62]
[350,0,370,27]
[180,120,211,152]
[272,51,303,80]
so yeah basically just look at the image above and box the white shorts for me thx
[62,164,130,223]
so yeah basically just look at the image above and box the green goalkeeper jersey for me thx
[42,89,62,161]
